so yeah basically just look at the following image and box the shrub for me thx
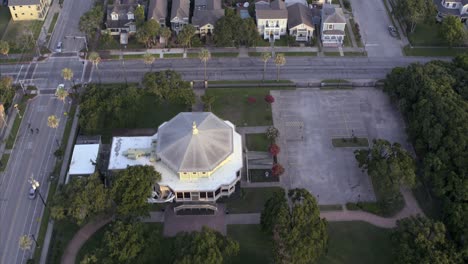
[272,164,285,176]
[247,97,257,103]
[269,144,280,156]
[266,126,279,140]
[264,94,275,103]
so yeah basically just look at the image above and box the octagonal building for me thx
[108,112,243,203]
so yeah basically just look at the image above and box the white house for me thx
[108,112,243,204]
[255,0,288,40]
[435,0,468,23]
[321,4,346,47]
[105,0,143,37]
[192,0,225,36]
[171,0,190,34]
[287,3,315,42]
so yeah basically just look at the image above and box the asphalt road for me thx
[48,0,94,53]
[0,95,68,264]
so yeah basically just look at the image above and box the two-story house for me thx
[255,0,288,40]
[192,0,225,36]
[171,0,190,34]
[148,0,167,27]
[321,4,346,47]
[287,3,315,42]
[435,0,468,23]
[8,0,51,21]
[105,0,144,40]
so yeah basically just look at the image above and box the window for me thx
[12,6,16,10]
[15,14,18,18]
[111,13,118,20]
[127,12,134,20]
[184,192,191,199]
[215,188,221,196]
[328,24,333,30]
[200,192,207,198]
[452,3,456,8]
[177,192,183,199]
[207,192,214,198]
[236,170,240,177]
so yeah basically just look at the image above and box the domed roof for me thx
[156,112,233,173]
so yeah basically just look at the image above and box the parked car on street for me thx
[387,26,398,38]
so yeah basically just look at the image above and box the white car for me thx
[55,42,63,53]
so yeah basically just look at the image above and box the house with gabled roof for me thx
[435,0,468,23]
[105,0,144,42]
[287,3,315,42]
[148,0,168,27]
[192,0,225,36]
[255,0,288,40]
[171,0,190,34]
[321,3,346,47]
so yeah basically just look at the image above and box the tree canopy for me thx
[79,5,104,37]
[213,10,259,47]
[393,0,436,33]
[440,16,467,47]
[392,217,462,264]
[111,165,161,220]
[142,70,195,105]
[383,56,468,247]
[103,221,146,263]
[177,25,196,49]
[134,5,145,26]
[0,76,15,109]
[0,40,9,56]
[136,19,160,48]
[261,188,328,264]
[51,173,111,225]
[172,227,240,264]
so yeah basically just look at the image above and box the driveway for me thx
[271,88,411,205]
[349,0,403,57]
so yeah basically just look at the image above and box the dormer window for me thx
[127,12,134,20]
[111,12,118,20]
[328,24,333,30]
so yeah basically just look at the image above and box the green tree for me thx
[19,235,33,251]
[143,52,156,71]
[88,52,102,83]
[198,48,211,81]
[61,67,74,88]
[201,94,216,111]
[136,20,160,48]
[173,227,240,264]
[79,6,104,37]
[274,53,286,82]
[104,221,145,263]
[261,189,328,264]
[261,52,271,82]
[50,173,111,225]
[0,40,9,56]
[440,16,467,47]
[111,165,161,220]
[55,86,69,103]
[47,115,60,128]
[0,76,15,109]
[213,11,258,47]
[392,217,461,264]
[160,27,172,48]
[239,18,259,47]
[177,25,196,50]
[134,5,145,26]
[393,0,436,33]
[142,70,195,106]
[100,30,115,48]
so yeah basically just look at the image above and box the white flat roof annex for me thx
[108,121,243,192]
[69,144,99,175]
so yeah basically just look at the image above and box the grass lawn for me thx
[223,187,284,213]
[0,7,11,38]
[408,23,447,46]
[5,113,22,149]
[211,52,239,57]
[76,223,112,262]
[324,52,341,56]
[186,52,199,58]
[255,38,271,47]
[46,221,81,264]
[343,33,352,47]
[344,51,367,56]
[209,80,292,85]
[163,53,183,58]
[332,137,369,147]
[349,18,364,47]
[318,221,394,264]
[282,52,317,56]
[249,169,279,183]
[48,13,59,34]
[3,19,44,41]
[248,52,262,57]
[319,204,343,211]
[322,79,350,83]
[0,154,10,172]
[403,45,468,56]
[227,225,273,264]
[246,133,270,151]
[206,87,290,127]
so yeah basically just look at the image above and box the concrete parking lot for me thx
[271,88,410,205]
[349,0,403,57]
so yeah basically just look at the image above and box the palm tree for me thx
[261,52,271,82]
[201,94,216,111]
[0,40,9,57]
[55,87,69,103]
[160,27,172,48]
[274,53,286,82]
[47,115,60,128]
[198,48,211,81]
[88,52,101,84]
[143,52,156,71]
[61,68,74,87]
[19,235,32,251]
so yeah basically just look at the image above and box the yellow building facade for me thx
[8,0,51,21]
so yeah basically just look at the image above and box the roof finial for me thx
[192,121,199,135]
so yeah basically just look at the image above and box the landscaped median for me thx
[403,45,468,57]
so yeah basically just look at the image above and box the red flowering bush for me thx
[264,95,275,103]
[248,97,257,103]
[272,164,285,177]
[269,144,280,156]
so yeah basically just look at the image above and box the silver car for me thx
[28,188,37,200]
[55,41,63,53]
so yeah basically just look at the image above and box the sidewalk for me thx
[37,0,61,46]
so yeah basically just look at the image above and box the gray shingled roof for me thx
[192,0,224,27]
[148,0,167,22]
[171,0,190,20]
[106,0,142,29]
[156,112,234,173]
[9,0,40,6]
[322,4,346,24]
[287,3,314,29]
[255,0,288,19]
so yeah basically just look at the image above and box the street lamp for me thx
[29,176,46,206]
[13,104,22,119]
[31,234,40,248]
